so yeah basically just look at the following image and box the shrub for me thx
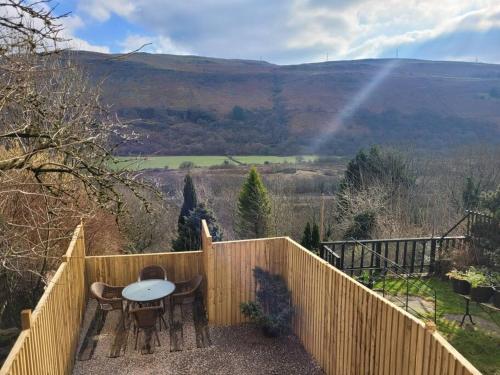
[465,267,490,287]
[446,269,467,280]
[179,161,195,169]
[240,267,293,336]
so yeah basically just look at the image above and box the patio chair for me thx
[138,265,168,281]
[138,265,169,330]
[130,306,162,350]
[90,282,125,312]
[90,282,126,327]
[172,275,203,307]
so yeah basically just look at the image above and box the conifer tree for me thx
[178,174,198,228]
[236,167,271,239]
[311,223,320,251]
[173,203,222,251]
[301,222,312,249]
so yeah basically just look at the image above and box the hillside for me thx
[73,51,500,155]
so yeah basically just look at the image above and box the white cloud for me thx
[78,0,135,22]
[119,34,190,55]
[71,0,500,63]
[60,15,110,53]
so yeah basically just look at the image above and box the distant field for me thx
[113,155,318,170]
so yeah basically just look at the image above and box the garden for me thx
[373,186,500,374]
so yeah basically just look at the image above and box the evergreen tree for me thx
[178,174,198,228]
[311,223,320,251]
[173,203,223,251]
[344,211,376,240]
[301,222,312,249]
[462,176,480,210]
[236,167,271,239]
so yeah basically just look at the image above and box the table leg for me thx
[460,299,474,327]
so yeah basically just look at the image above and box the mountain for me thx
[73,51,500,155]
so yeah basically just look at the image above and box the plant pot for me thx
[361,280,374,289]
[262,325,280,338]
[436,259,453,279]
[493,288,500,308]
[451,278,471,295]
[470,286,494,303]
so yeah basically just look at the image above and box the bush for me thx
[240,267,293,336]
[179,161,195,169]
[344,210,376,240]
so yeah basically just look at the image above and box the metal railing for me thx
[320,236,466,276]
[321,238,438,322]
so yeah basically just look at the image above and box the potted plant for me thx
[466,267,494,303]
[491,272,500,308]
[240,267,293,337]
[355,270,374,289]
[493,287,500,308]
[446,269,471,295]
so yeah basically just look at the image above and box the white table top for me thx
[122,279,176,303]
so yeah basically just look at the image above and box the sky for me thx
[55,0,500,65]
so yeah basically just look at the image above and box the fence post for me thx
[375,243,382,270]
[201,220,215,324]
[429,238,437,274]
[21,309,32,330]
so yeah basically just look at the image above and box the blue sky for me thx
[57,0,500,65]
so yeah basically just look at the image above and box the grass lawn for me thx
[112,155,319,170]
[376,277,500,374]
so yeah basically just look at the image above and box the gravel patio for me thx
[72,298,324,375]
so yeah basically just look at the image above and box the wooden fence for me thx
[1,222,481,375]
[320,236,467,276]
[207,234,480,375]
[208,237,288,325]
[284,238,480,375]
[466,210,495,237]
[0,225,87,375]
[85,251,203,288]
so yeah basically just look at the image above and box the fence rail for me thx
[320,236,467,276]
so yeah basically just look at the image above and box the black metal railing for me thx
[322,238,438,322]
[320,236,466,276]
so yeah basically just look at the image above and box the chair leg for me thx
[121,310,126,329]
[135,329,139,350]
[160,315,168,330]
[155,329,161,347]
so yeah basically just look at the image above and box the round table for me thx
[122,279,176,303]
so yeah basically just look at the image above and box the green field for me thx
[113,155,318,170]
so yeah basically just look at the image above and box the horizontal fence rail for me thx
[320,236,467,276]
[0,225,87,375]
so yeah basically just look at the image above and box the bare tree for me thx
[0,1,158,327]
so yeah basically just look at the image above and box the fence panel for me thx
[0,225,86,375]
[209,237,288,326]
[85,251,203,287]
[284,238,480,375]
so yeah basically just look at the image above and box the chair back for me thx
[90,282,123,310]
[90,282,105,300]
[130,306,162,329]
[189,274,203,292]
[139,265,167,281]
